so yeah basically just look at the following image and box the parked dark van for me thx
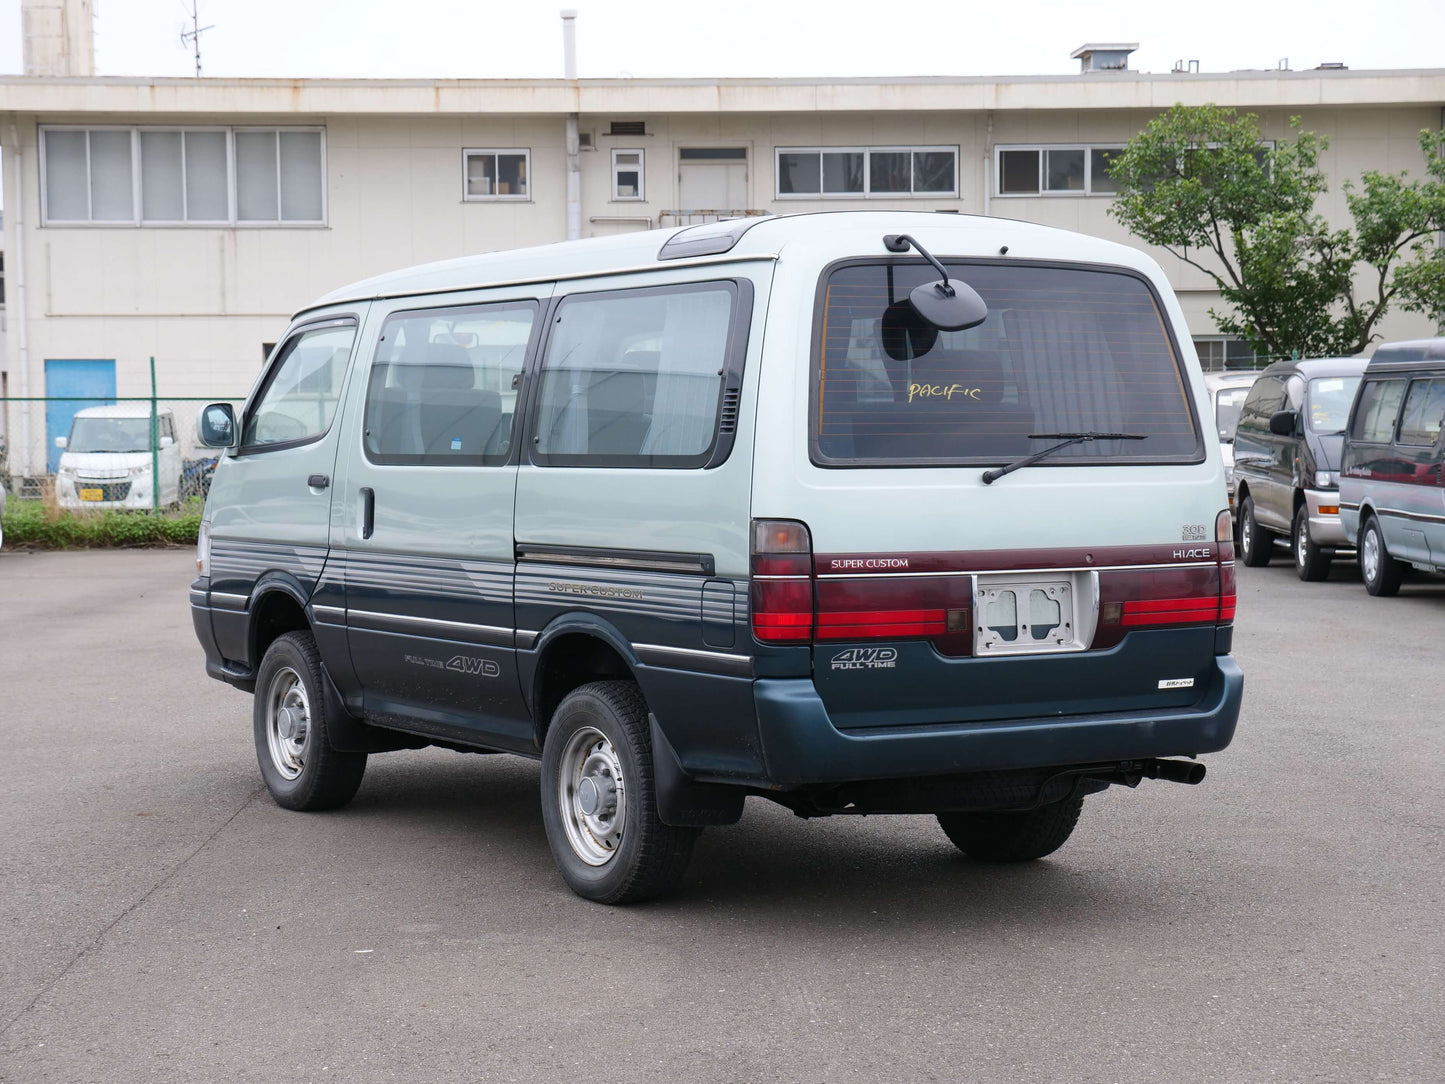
[1233,357,1367,579]
[1339,338,1445,596]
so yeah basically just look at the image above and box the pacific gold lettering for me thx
[907,383,983,404]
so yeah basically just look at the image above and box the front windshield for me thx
[1308,376,1362,433]
[1214,387,1251,442]
[67,417,151,453]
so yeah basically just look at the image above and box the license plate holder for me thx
[974,571,1098,656]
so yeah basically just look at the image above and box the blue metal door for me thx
[45,360,116,471]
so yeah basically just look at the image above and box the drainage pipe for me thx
[562,10,581,242]
[7,116,33,477]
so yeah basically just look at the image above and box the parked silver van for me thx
[190,211,1243,903]
[1339,338,1445,595]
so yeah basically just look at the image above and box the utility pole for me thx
[562,10,582,241]
[180,1,214,77]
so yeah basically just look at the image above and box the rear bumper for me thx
[753,655,1243,790]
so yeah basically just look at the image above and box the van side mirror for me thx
[198,403,238,449]
[54,436,68,449]
[1268,410,1299,437]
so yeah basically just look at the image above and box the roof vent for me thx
[1172,59,1200,74]
[608,120,647,136]
[1315,61,1348,70]
[1071,42,1139,73]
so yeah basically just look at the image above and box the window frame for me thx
[993,144,1127,198]
[360,298,543,468]
[774,145,959,200]
[39,124,327,227]
[1394,377,1445,448]
[807,256,1205,470]
[523,278,754,471]
[610,148,645,202]
[461,148,532,202]
[1349,377,1410,446]
[238,314,359,457]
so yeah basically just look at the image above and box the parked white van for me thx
[191,211,1243,903]
[55,405,182,509]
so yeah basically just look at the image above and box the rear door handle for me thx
[359,487,375,540]
[308,473,330,489]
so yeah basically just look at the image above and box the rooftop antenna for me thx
[179,1,215,78]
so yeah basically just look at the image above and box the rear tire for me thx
[1359,516,1405,597]
[1293,503,1332,581]
[540,680,699,904]
[1239,495,1275,567]
[253,631,368,811]
[937,795,1084,862]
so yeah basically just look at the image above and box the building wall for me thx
[3,102,1441,475]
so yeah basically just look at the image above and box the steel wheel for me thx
[264,665,310,781]
[557,725,627,866]
[1241,508,1254,553]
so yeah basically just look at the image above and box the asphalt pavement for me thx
[0,546,1441,1083]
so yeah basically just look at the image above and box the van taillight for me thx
[751,520,814,643]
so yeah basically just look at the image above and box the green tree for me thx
[1107,104,1445,358]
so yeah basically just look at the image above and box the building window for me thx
[463,149,530,200]
[1192,336,1261,373]
[995,144,1125,197]
[611,149,644,201]
[40,126,325,226]
[775,147,957,198]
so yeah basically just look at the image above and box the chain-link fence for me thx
[1,388,246,513]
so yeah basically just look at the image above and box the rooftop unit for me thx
[1071,43,1139,73]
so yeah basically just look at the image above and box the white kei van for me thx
[55,404,183,509]
[191,211,1243,903]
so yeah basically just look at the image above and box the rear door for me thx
[754,256,1228,730]
[331,287,544,750]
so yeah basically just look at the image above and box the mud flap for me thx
[323,669,427,753]
[650,714,746,827]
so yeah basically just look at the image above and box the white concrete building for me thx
[1,0,1443,477]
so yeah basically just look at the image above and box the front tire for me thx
[937,795,1084,862]
[1293,503,1332,581]
[1239,495,1275,567]
[540,681,699,904]
[1359,516,1405,597]
[253,631,368,811]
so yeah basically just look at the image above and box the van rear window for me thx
[812,261,1201,466]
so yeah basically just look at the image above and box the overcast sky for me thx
[1,0,1443,79]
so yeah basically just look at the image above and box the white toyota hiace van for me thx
[191,211,1243,903]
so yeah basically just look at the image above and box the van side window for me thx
[1239,377,1285,432]
[532,281,738,468]
[363,301,538,466]
[1396,379,1445,447]
[242,319,357,449]
[1350,379,1408,444]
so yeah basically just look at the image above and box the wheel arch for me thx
[528,616,642,750]
[247,572,314,669]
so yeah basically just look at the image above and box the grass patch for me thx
[2,498,200,550]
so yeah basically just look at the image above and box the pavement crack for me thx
[0,782,267,1039]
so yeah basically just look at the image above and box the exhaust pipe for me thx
[1141,758,1207,785]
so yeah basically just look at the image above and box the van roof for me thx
[1366,337,1445,371]
[299,210,1164,317]
[1258,356,1368,379]
[72,404,174,420]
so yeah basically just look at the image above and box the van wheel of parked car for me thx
[1292,504,1332,581]
[936,795,1084,862]
[1359,516,1405,597]
[253,631,368,811]
[540,680,700,904]
[1239,496,1275,567]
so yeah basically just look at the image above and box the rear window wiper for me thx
[981,432,1148,485]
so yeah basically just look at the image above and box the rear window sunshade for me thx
[811,259,1203,467]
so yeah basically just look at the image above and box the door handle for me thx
[308,473,330,489]
[359,487,375,540]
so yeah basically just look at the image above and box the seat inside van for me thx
[366,342,506,458]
